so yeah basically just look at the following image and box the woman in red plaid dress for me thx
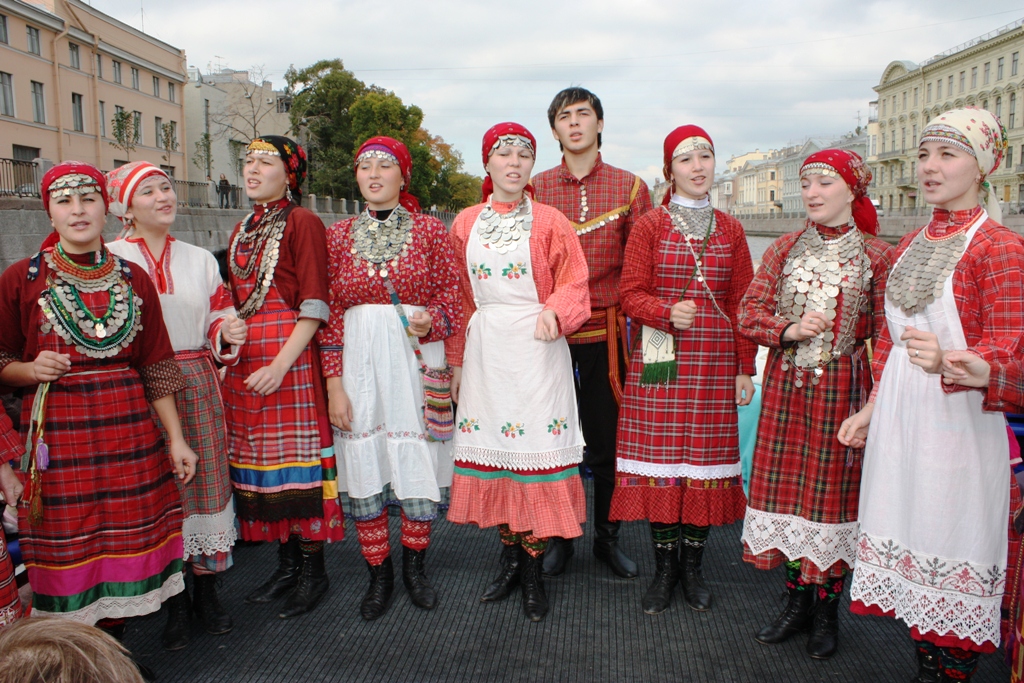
[223,136,343,620]
[0,411,24,630]
[738,149,894,660]
[610,125,755,615]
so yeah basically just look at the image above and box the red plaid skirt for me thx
[0,527,20,628]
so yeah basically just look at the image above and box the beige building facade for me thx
[0,0,188,176]
[873,18,1024,213]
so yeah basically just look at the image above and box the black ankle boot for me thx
[245,536,302,604]
[755,586,815,644]
[642,540,680,615]
[161,590,191,651]
[806,598,840,659]
[279,547,330,619]
[480,543,522,602]
[541,537,574,577]
[360,556,394,620]
[192,574,233,634]
[592,478,638,578]
[520,547,548,622]
[680,541,712,611]
[911,645,941,683]
[403,545,437,610]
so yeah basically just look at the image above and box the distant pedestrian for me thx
[218,173,231,209]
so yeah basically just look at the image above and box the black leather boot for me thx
[592,478,638,578]
[161,589,191,651]
[806,597,840,659]
[403,546,437,610]
[755,585,815,644]
[360,556,394,621]
[642,540,680,615]
[910,644,941,683]
[245,536,302,604]
[98,622,155,681]
[680,540,712,611]
[192,574,233,634]
[541,537,574,577]
[279,546,330,619]
[520,547,549,622]
[480,543,522,602]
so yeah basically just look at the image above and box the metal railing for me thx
[0,158,39,197]
[172,179,211,208]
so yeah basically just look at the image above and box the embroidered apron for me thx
[852,213,1010,647]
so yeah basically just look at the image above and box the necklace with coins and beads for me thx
[229,203,289,319]
[351,205,414,279]
[477,198,532,254]
[669,204,731,322]
[777,222,870,387]
[38,245,141,358]
[885,211,980,315]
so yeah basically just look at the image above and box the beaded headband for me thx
[799,163,842,180]
[246,139,280,156]
[356,148,400,165]
[490,135,535,155]
[671,137,713,159]
[48,173,103,198]
[919,125,976,157]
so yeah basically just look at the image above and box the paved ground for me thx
[123,493,1011,683]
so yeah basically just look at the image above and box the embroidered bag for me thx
[382,277,454,442]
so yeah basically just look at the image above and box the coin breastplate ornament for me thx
[229,203,288,320]
[777,223,871,387]
[350,205,414,279]
[477,198,533,254]
[885,224,972,316]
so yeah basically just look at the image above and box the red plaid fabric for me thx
[0,526,20,628]
[318,213,463,377]
[533,156,653,332]
[738,227,895,576]
[0,411,20,466]
[610,209,755,526]
[871,219,1024,409]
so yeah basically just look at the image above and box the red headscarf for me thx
[661,125,714,206]
[355,136,421,213]
[800,149,878,236]
[480,122,537,201]
[39,161,110,251]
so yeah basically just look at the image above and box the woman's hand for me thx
[782,312,833,342]
[408,311,432,338]
[0,462,23,506]
[327,382,354,431]
[941,350,991,388]
[670,300,697,330]
[245,362,287,395]
[221,316,247,346]
[451,366,462,404]
[168,439,198,484]
[901,327,942,374]
[837,402,874,448]
[535,309,560,341]
[32,351,71,382]
[735,375,754,406]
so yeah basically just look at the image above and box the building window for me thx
[131,68,140,90]
[132,110,142,143]
[902,91,907,110]
[999,57,1005,80]
[949,75,954,96]
[881,99,886,117]
[26,26,40,55]
[69,43,80,69]
[901,128,906,151]
[997,96,1002,119]
[912,124,917,146]
[31,81,44,123]
[770,171,775,180]
[936,80,942,99]
[0,14,7,44]
[168,121,177,145]
[0,72,13,117]
[168,83,175,103]
[71,92,83,131]
[913,87,918,107]
[891,130,896,151]
[984,62,991,85]
[983,99,989,111]
[99,101,105,137]
[113,61,122,84]
[927,83,932,102]
[960,71,965,92]
[12,144,39,161]
[96,54,102,79]
[971,67,978,89]
[1009,145,1015,170]
[1015,52,1020,76]
[1012,93,1017,128]
[152,76,159,97]
[154,116,162,144]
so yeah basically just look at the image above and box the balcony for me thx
[877,150,904,160]
[896,177,916,189]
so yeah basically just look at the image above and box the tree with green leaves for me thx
[109,109,137,161]
[159,122,179,171]
[193,132,212,178]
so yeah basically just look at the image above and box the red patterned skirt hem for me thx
[741,543,850,581]
[237,497,345,543]
[610,475,746,526]
[849,600,997,654]
[447,470,586,539]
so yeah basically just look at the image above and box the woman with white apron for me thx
[320,136,463,621]
[446,122,591,622]
[840,107,1024,683]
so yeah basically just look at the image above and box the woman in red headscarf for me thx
[319,136,463,621]
[446,123,590,622]
[738,149,894,659]
[610,125,755,616]
[0,162,196,642]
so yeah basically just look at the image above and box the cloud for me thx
[93,0,1024,185]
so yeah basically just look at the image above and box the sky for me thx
[87,0,1024,185]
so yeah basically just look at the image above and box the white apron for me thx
[333,303,452,502]
[453,202,584,470]
[851,213,1010,647]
